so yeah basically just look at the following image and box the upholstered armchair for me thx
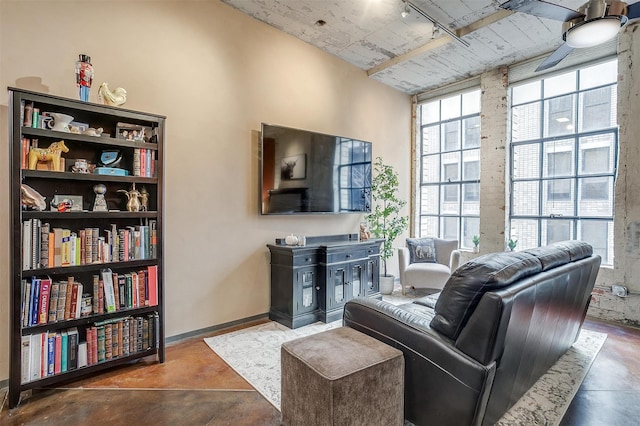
[398,238,461,295]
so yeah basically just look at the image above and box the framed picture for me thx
[51,194,84,212]
[281,154,306,180]
[116,122,146,141]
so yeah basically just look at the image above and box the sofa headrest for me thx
[431,251,542,340]
[549,240,593,262]
[523,245,570,271]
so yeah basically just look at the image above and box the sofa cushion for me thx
[407,238,437,264]
[550,240,593,262]
[524,245,570,271]
[431,251,542,340]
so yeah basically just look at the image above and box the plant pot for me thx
[473,246,479,253]
[380,275,395,295]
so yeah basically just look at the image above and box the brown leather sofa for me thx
[343,241,600,426]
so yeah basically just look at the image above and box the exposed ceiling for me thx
[221,0,625,94]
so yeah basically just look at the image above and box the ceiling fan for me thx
[500,0,640,71]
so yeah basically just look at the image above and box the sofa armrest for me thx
[398,246,410,287]
[344,298,495,426]
[450,249,461,272]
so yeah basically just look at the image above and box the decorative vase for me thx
[49,112,74,132]
[380,275,395,295]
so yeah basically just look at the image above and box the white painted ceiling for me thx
[221,0,622,94]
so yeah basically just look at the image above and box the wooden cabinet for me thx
[268,234,382,329]
[8,88,165,408]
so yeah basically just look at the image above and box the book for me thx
[29,333,42,381]
[97,326,106,363]
[64,277,74,320]
[48,282,59,323]
[147,265,158,306]
[47,332,56,376]
[31,219,41,269]
[22,280,31,328]
[54,333,62,374]
[56,281,68,322]
[38,278,51,325]
[67,328,79,370]
[40,223,50,268]
[22,220,32,270]
[102,269,116,313]
[21,335,31,383]
[77,342,88,368]
[29,278,40,327]
[69,282,79,319]
[74,282,83,319]
[112,272,120,312]
[61,331,68,372]
[53,228,64,267]
[61,229,71,266]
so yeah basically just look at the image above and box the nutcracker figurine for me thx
[76,54,94,102]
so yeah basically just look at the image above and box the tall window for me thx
[509,60,617,264]
[418,89,481,249]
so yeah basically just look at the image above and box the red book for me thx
[69,283,79,319]
[54,333,62,374]
[147,265,158,306]
[38,279,51,325]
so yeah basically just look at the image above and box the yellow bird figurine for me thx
[98,82,127,106]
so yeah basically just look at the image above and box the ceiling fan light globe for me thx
[564,17,621,48]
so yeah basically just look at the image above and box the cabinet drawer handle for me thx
[305,258,311,262]
[346,254,352,258]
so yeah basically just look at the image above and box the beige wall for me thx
[0,1,411,382]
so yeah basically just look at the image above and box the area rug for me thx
[204,291,606,425]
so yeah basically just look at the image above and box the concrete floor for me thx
[1,317,639,425]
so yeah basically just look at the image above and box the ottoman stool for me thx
[281,326,404,426]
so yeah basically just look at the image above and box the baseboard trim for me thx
[166,313,269,345]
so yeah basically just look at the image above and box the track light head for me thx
[401,1,411,18]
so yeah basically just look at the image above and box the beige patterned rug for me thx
[204,288,606,425]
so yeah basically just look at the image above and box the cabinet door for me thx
[366,256,380,295]
[349,260,366,299]
[327,265,347,309]
[295,266,318,314]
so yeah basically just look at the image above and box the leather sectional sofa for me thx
[343,241,600,426]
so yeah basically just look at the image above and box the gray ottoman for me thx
[281,326,404,426]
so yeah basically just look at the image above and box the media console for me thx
[267,234,383,329]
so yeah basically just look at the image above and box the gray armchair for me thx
[399,238,461,295]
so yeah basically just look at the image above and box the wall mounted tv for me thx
[260,123,372,215]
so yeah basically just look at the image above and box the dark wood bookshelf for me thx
[8,87,166,408]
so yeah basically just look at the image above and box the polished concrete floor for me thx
[1,316,639,425]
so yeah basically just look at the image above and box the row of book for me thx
[21,266,159,328]
[133,148,155,178]
[20,313,159,384]
[22,219,157,270]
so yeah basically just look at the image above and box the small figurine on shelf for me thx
[139,186,149,211]
[28,140,69,171]
[92,184,108,211]
[359,222,371,241]
[118,183,142,212]
[75,54,94,102]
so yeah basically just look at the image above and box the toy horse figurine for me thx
[28,140,69,171]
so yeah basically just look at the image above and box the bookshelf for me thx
[8,87,165,408]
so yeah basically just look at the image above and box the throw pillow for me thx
[407,238,437,264]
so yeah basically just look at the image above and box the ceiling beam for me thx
[367,9,516,76]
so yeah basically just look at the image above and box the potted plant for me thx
[472,235,480,253]
[366,157,409,295]
[508,238,518,252]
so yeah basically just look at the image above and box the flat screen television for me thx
[260,123,372,215]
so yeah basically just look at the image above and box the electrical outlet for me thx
[611,285,628,298]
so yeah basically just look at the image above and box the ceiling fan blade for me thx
[628,1,640,20]
[535,42,575,72]
[500,0,584,22]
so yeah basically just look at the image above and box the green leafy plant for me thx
[508,238,518,251]
[472,235,480,247]
[366,157,409,277]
